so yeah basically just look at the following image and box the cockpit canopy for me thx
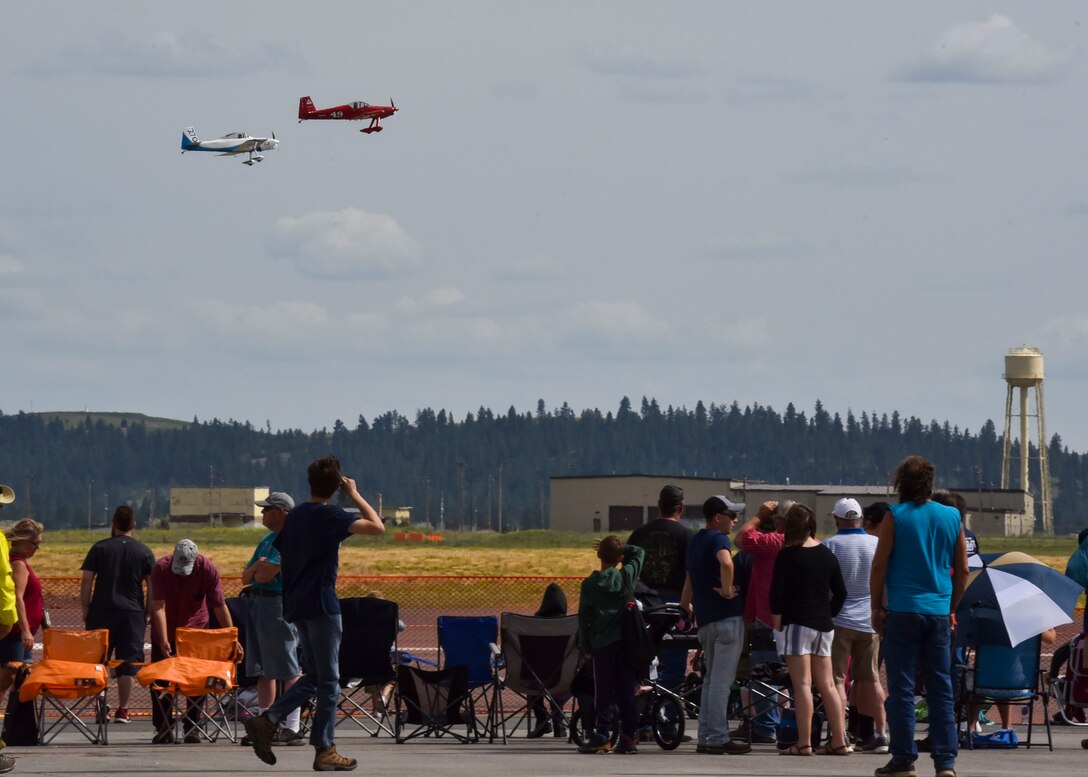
[349,102,371,109]
[223,132,248,139]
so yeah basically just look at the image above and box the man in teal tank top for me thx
[870,456,968,777]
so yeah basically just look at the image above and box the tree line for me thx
[0,398,1084,533]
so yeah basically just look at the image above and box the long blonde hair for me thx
[6,518,43,545]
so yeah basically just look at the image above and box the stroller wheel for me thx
[651,696,685,750]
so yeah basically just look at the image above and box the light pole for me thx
[456,460,465,531]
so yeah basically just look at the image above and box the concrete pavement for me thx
[4,721,1086,777]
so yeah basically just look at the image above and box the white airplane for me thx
[180,127,279,165]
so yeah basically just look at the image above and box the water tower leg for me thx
[1020,387,1030,495]
[1036,382,1053,535]
[1001,384,1014,489]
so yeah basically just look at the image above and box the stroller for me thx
[569,602,699,750]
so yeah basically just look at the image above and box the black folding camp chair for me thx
[491,613,580,744]
[395,663,475,743]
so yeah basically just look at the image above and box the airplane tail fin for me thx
[181,127,199,150]
[298,96,316,120]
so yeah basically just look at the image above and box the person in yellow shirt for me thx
[0,495,20,773]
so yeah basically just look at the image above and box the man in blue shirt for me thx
[243,456,385,773]
[870,457,968,777]
[682,495,750,755]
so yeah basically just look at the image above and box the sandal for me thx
[818,743,853,756]
[780,744,813,756]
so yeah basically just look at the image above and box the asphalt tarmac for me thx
[5,720,1086,777]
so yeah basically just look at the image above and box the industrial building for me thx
[549,475,1035,537]
[169,486,270,527]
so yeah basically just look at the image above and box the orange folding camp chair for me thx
[16,629,116,745]
[137,626,241,743]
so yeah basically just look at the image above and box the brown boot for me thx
[314,745,357,772]
[243,714,277,765]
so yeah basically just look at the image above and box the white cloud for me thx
[723,75,825,105]
[492,80,539,100]
[0,255,23,275]
[1043,316,1088,345]
[396,288,464,313]
[894,15,1069,84]
[574,48,703,79]
[21,30,307,78]
[563,300,668,342]
[494,254,561,282]
[708,232,800,261]
[268,208,420,279]
[191,299,387,352]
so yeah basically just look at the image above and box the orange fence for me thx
[38,575,583,718]
[30,578,1088,723]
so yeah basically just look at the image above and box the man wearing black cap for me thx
[683,496,749,754]
[627,485,693,691]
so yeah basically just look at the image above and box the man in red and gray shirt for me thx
[149,539,235,744]
[734,500,786,742]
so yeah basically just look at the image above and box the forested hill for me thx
[1,398,1084,533]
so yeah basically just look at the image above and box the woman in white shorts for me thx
[769,504,850,755]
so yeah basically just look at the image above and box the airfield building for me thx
[549,475,1035,537]
[169,486,269,527]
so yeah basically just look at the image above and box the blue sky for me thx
[3,2,1087,450]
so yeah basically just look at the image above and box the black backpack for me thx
[2,663,39,746]
[622,591,655,674]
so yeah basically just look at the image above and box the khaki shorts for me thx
[831,626,880,683]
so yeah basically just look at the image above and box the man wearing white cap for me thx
[241,492,304,746]
[149,539,235,743]
[824,497,887,753]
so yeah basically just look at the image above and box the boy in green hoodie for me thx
[577,535,645,754]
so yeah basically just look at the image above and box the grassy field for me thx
[30,528,595,578]
[22,526,1083,580]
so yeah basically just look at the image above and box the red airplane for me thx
[298,96,398,133]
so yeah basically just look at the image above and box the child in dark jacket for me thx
[576,535,645,754]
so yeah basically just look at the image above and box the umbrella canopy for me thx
[956,551,1083,647]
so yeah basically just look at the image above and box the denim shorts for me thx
[244,595,300,680]
[0,633,33,663]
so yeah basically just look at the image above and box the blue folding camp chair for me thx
[437,616,500,740]
[959,633,1052,750]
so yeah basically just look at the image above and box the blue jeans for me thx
[697,616,744,746]
[266,614,342,749]
[883,612,957,771]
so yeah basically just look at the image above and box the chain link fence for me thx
[29,578,1087,725]
[37,575,583,718]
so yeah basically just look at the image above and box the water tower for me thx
[1000,347,1052,533]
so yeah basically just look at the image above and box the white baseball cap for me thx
[832,498,863,520]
